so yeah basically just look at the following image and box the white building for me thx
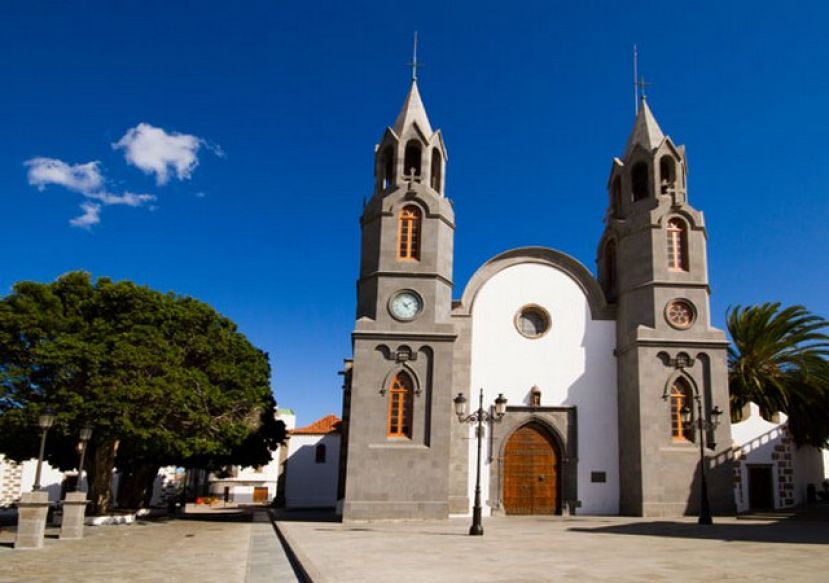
[283,414,341,509]
[208,409,295,505]
[731,403,827,512]
[1,455,70,506]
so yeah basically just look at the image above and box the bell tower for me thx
[341,74,457,521]
[598,97,735,517]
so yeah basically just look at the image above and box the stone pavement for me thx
[276,514,829,582]
[0,509,300,583]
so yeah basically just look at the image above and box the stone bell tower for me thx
[340,76,457,520]
[597,98,735,517]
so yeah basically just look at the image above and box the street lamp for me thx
[679,394,723,525]
[75,425,93,492]
[453,388,507,536]
[32,410,56,491]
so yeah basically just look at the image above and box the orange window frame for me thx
[397,206,422,261]
[387,372,413,438]
[670,382,692,442]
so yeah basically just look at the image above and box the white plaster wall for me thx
[730,407,785,513]
[207,446,283,503]
[20,459,65,503]
[284,434,340,508]
[278,412,296,431]
[467,262,619,515]
[730,403,825,512]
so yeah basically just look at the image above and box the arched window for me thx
[670,378,694,442]
[397,205,422,261]
[403,140,422,178]
[315,444,326,463]
[660,156,676,194]
[667,218,688,271]
[381,146,395,189]
[631,162,649,201]
[387,371,414,438]
[430,148,442,193]
[604,239,617,299]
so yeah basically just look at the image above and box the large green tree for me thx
[727,303,829,447]
[0,272,283,514]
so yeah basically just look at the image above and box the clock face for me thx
[389,291,422,321]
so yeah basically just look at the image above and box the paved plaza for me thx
[1,509,827,582]
[276,513,829,582]
[0,509,299,583]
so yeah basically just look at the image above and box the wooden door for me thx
[503,423,559,515]
[253,487,269,504]
[748,466,774,510]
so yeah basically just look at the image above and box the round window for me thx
[515,305,551,339]
[666,300,695,329]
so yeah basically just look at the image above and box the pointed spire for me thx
[392,80,433,137]
[624,98,665,157]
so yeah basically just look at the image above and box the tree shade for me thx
[727,303,829,447]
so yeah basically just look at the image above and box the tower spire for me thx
[624,98,665,157]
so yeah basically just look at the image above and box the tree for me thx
[727,303,829,447]
[0,272,283,514]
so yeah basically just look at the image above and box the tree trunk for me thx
[88,439,118,515]
[117,462,160,510]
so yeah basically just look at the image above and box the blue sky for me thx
[1,2,827,426]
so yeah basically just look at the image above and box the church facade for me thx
[338,79,735,520]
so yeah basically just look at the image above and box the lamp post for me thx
[680,396,723,525]
[453,388,507,536]
[32,410,56,491]
[75,425,93,492]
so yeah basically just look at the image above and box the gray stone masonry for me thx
[342,80,456,521]
[14,490,49,549]
[59,491,88,540]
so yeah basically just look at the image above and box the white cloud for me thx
[25,158,104,193]
[113,123,210,185]
[87,191,156,207]
[24,156,156,228]
[69,202,101,229]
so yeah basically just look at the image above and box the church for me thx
[336,75,736,520]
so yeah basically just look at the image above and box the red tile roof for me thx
[291,414,341,435]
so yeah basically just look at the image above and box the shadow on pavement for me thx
[177,511,254,523]
[568,515,829,545]
[271,508,339,523]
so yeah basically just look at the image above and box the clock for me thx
[389,290,423,321]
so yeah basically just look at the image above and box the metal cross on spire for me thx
[637,76,652,103]
[408,31,423,82]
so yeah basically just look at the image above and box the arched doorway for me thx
[503,422,560,515]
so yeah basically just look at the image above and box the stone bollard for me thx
[60,492,89,540]
[15,490,50,550]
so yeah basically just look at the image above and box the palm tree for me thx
[727,303,829,447]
